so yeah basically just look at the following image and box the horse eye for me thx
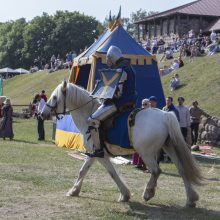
[53,96,57,100]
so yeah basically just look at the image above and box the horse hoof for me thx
[143,188,155,202]
[118,193,130,202]
[66,188,80,197]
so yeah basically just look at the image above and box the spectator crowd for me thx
[132,95,210,171]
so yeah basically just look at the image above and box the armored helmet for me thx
[106,46,122,67]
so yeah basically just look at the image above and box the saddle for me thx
[101,107,143,156]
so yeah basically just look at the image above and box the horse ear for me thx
[61,79,67,91]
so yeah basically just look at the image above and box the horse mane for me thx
[67,83,100,109]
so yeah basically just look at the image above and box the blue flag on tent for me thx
[0,77,3,96]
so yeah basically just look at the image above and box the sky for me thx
[0,0,194,23]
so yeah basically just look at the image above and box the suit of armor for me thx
[87,46,137,157]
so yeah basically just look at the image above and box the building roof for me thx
[136,0,220,24]
[205,18,220,31]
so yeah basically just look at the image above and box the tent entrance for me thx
[75,64,91,89]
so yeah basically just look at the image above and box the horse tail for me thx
[163,112,204,186]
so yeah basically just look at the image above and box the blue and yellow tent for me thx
[55,21,165,150]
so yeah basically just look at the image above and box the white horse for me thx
[41,81,203,207]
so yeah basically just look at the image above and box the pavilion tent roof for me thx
[74,25,155,66]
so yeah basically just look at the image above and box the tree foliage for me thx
[0,11,102,69]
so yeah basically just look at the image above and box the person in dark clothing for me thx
[36,94,46,141]
[162,96,180,121]
[189,101,210,145]
[0,98,14,140]
[40,90,47,102]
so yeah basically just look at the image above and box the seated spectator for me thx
[145,39,151,52]
[170,73,181,91]
[157,37,165,53]
[160,59,179,76]
[178,56,184,68]
[30,65,39,73]
[160,47,173,62]
[197,29,204,42]
[207,38,220,56]
[210,30,217,43]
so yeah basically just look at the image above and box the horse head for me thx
[41,79,68,120]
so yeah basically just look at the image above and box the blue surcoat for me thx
[113,58,137,108]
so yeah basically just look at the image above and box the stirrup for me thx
[85,149,104,158]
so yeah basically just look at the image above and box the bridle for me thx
[45,89,95,120]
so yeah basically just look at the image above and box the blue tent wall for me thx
[93,58,165,108]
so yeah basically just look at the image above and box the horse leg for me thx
[97,157,131,202]
[163,144,199,207]
[66,156,95,197]
[141,155,161,202]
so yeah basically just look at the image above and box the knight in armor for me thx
[87,45,137,157]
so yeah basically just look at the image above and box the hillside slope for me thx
[3,69,70,105]
[2,54,220,117]
[161,53,220,117]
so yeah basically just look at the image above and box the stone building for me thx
[136,0,220,39]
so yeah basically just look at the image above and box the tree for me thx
[22,13,55,68]
[50,11,102,56]
[0,18,27,68]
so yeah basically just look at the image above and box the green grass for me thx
[160,53,220,117]
[0,118,220,219]
[2,69,70,105]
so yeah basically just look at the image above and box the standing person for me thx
[36,94,46,141]
[40,90,47,102]
[162,97,180,121]
[176,97,190,141]
[149,96,157,108]
[132,98,149,171]
[189,101,210,146]
[162,97,180,162]
[0,98,14,140]
[0,96,6,118]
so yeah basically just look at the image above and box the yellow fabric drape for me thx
[55,129,85,151]
[69,65,80,83]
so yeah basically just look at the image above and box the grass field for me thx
[0,118,220,219]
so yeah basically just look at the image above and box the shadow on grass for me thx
[161,171,180,178]
[12,139,39,144]
[125,201,220,220]
[12,139,54,145]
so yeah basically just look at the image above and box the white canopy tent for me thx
[0,67,15,73]
[14,68,29,74]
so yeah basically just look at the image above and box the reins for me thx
[46,97,96,120]
[58,98,95,115]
